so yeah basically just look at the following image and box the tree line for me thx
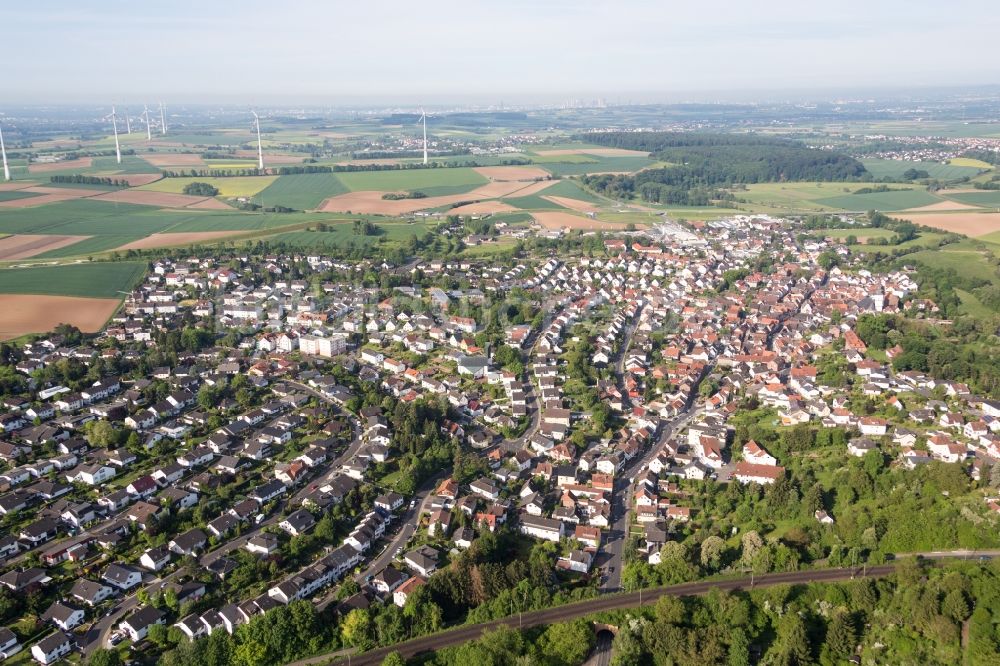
[578,132,869,204]
[50,174,130,187]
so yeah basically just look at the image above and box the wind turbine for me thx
[109,106,122,164]
[124,108,132,134]
[419,109,428,165]
[159,102,167,135]
[143,104,152,141]
[252,110,264,170]
[0,118,10,181]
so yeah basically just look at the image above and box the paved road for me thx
[583,629,614,666]
[600,405,700,593]
[290,565,896,666]
[312,472,447,611]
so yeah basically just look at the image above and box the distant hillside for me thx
[578,132,868,205]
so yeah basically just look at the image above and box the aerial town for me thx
[3,209,1000,664]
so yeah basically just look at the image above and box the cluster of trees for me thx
[856,312,1000,397]
[381,191,427,200]
[902,168,931,180]
[614,562,1000,666]
[961,150,1000,166]
[155,600,331,666]
[50,174,129,187]
[578,132,868,204]
[353,219,380,236]
[182,182,220,196]
[431,621,595,666]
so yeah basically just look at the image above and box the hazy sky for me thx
[7,0,999,104]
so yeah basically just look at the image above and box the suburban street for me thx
[599,404,700,593]
[81,385,363,654]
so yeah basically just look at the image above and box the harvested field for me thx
[542,196,599,213]
[902,212,1000,237]
[89,189,216,208]
[141,153,206,167]
[28,157,93,173]
[185,198,233,210]
[232,150,303,164]
[532,211,627,230]
[0,235,91,260]
[535,148,649,157]
[114,231,244,250]
[21,186,98,197]
[474,166,551,181]
[318,191,442,215]
[0,182,36,191]
[0,294,120,340]
[902,201,981,212]
[0,186,98,208]
[318,179,553,215]
[504,180,557,197]
[110,174,163,187]
[449,201,519,215]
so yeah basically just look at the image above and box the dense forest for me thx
[578,132,868,204]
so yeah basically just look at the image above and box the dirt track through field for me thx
[0,294,121,340]
[0,235,90,260]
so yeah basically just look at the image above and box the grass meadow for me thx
[0,261,146,297]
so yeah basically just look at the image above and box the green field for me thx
[91,156,163,174]
[950,157,995,169]
[0,191,42,202]
[814,189,942,211]
[501,194,567,210]
[140,176,277,198]
[539,179,603,203]
[529,153,598,164]
[860,159,985,181]
[0,200,318,258]
[267,220,431,249]
[817,228,896,241]
[155,132,254,146]
[335,167,488,193]
[539,156,655,177]
[0,261,146,297]
[945,191,1000,208]
[907,246,998,282]
[257,174,351,210]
